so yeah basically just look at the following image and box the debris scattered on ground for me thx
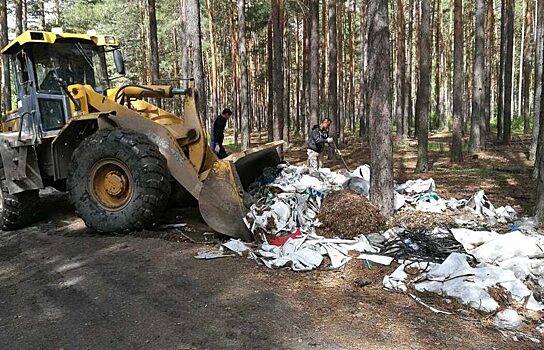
[213,163,544,338]
[194,250,234,260]
[381,228,466,263]
[318,190,386,238]
[494,309,523,331]
[353,278,372,288]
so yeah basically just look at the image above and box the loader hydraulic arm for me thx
[113,85,189,103]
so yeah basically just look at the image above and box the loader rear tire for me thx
[0,161,39,230]
[67,128,171,233]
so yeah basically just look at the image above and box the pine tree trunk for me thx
[405,0,414,137]
[15,0,23,36]
[483,0,495,136]
[470,0,485,153]
[327,0,338,159]
[186,0,208,127]
[238,0,250,150]
[522,0,533,135]
[309,0,320,130]
[415,0,430,172]
[434,0,441,130]
[0,0,11,113]
[39,0,45,29]
[503,0,515,144]
[206,0,219,117]
[395,0,406,137]
[531,0,544,164]
[367,0,394,218]
[147,0,161,108]
[535,48,544,223]
[271,0,285,152]
[337,0,344,143]
[358,0,368,137]
[267,21,274,142]
[451,0,464,162]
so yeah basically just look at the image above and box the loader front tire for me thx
[0,161,39,230]
[68,128,171,233]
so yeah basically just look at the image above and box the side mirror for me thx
[113,49,125,75]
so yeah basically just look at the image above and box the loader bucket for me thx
[199,141,284,241]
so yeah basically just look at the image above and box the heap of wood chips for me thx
[318,190,386,238]
[388,210,454,231]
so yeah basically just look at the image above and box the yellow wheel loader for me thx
[0,30,282,240]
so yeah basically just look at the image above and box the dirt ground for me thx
[0,133,541,349]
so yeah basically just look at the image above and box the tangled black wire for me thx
[381,228,474,263]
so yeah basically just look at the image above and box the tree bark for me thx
[206,0,219,117]
[405,0,414,137]
[367,0,394,218]
[147,0,161,108]
[0,0,10,113]
[272,0,284,149]
[532,0,544,164]
[358,0,368,137]
[434,0,441,130]
[535,40,544,224]
[522,0,533,135]
[267,20,274,142]
[451,0,464,162]
[337,0,344,143]
[470,0,485,153]
[502,0,515,144]
[185,0,208,127]
[309,0,320,130]
[238,0,250,150]
[415,0,430,172]
[395,0,406,137]
[15,0,23,36]
[327,0,338,159]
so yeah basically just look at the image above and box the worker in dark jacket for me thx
[307,118,333,172]
[211,108,233,159]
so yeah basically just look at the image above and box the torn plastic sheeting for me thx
[357,254,394,266]
[450,228,499,251]
[413,253,544,313]
[495,206,518,223]
[222,239,252,255]
[466,190,496,218]
[255,234,379,271]
[383,264,410,293]
[269,166,349,194]
[351,164,371,181]
[414,193,447,213]
[494,309,523,331]
[395,178,436,195]
[471,231,544,264]
[348,177,370,197]
[394,192,406,211]
[194,250,234,260]
[245,193,322,237]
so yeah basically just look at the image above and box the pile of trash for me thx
[197,163,544,339]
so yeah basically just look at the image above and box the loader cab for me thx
[1,31,120,138]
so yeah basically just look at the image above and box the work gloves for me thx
[214,144,220,153]
[326,137,334,144]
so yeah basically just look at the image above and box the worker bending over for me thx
[211,108,233,159]
[307,118,333,173]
